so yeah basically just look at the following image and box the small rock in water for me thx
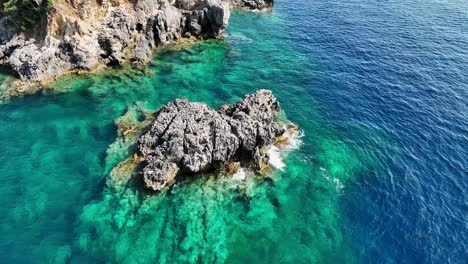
[138,89,294,191]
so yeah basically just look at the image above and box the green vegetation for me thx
[1,0,51,31]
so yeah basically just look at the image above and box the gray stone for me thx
[139,89,285,191]
[0,0,231,83]
[0,0,275,84]
[230,0,273,10]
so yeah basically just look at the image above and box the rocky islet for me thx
[137,89,297,191]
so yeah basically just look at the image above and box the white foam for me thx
[320,167,330,180]
[283,126,304,150]
[333,177,345,192]
[320,167,345,193]
[266,124,305,171]
[268,145,286,171]
[232,168,246,181]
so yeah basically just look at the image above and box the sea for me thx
[0,0,466,263]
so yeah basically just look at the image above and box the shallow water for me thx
[0,0,467,263]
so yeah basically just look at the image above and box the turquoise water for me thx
[0,0,467,262]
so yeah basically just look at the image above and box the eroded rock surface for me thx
[0,0,276,86]
[0,0,230,82]
[230,0,273,10]
[138,89,286,191]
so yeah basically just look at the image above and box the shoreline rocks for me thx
[0,0,274,88]
[0,0,230,84]
[138,89,292,191]
[230,0,273,11]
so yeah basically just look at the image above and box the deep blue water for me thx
[279,0,468,262]
[0,0,467,263]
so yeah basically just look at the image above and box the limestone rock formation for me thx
[138,89,286,191]
[230,0,273,11]
[0,0,230,83]
[0,0,276,85]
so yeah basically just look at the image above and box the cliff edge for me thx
[0,0,273,86]
[0,0,230,83]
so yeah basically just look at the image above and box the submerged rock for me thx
[138,89,289,191]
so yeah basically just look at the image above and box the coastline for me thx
[0,36,209,101]
[0,2,276,101]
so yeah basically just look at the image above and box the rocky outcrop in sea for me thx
[138,89,296,191]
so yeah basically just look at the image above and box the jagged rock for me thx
[230,0,273,10]
[0,0,230,83]
[139,89,286,191]
[0,0,275,85]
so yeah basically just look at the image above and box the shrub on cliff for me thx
[1,0,51,31]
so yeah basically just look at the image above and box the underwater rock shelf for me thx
[136,89,297,191]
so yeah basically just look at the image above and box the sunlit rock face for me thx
[138,89,286,191]
[230,0,273,10]
[0,0,230,83]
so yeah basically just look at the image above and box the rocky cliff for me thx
[138,89,296,191]
[0,0,273,85]
[0,0,230,83]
